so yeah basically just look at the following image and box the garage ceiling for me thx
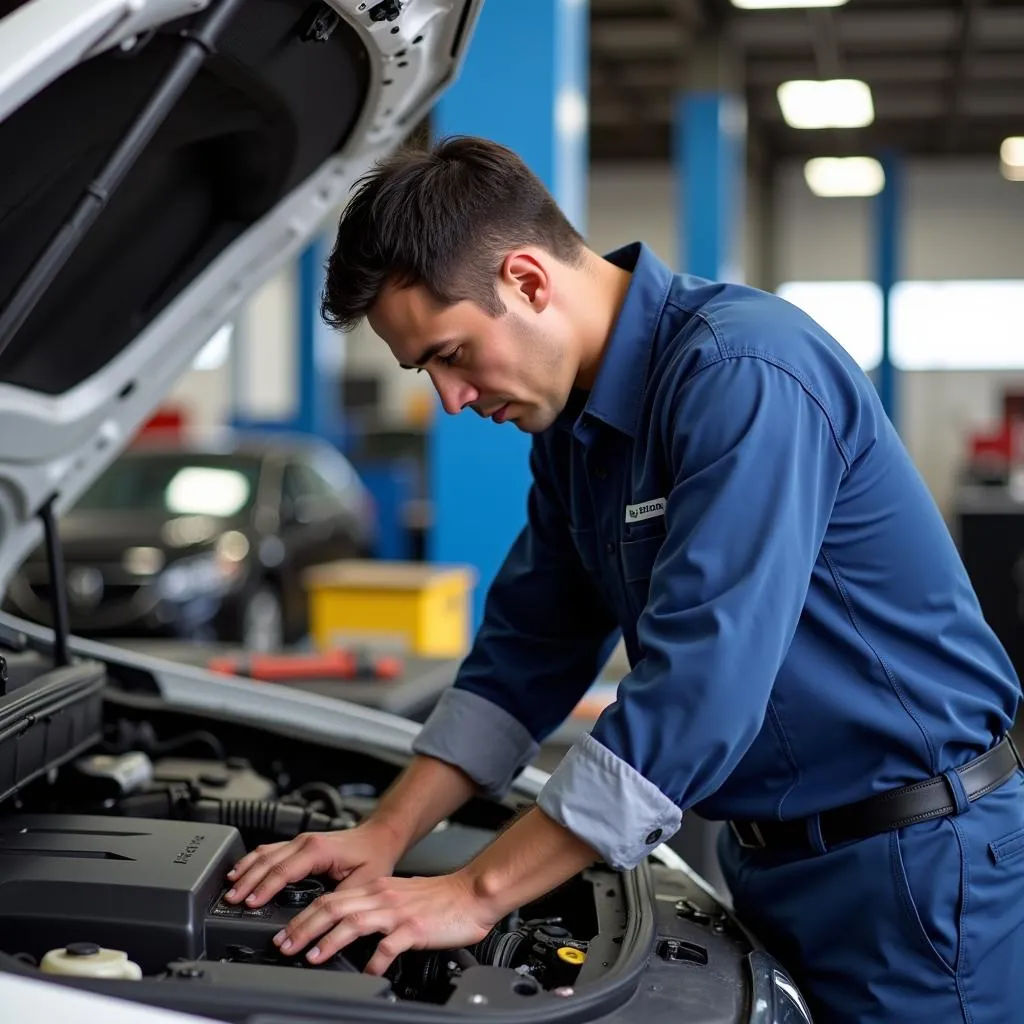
[589,0,1024,166]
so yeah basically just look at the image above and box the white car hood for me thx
[0,0,480,595]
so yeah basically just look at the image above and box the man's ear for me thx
[501,251,552,313]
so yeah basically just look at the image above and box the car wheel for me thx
[241,584,284,651]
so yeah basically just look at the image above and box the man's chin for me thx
[510,408,556,434]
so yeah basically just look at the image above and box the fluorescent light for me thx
[1000,137,1024,166]
[777,79,874,129]
[732,0,847,7]
[1000,137,1024,180]
[804,157,885,197]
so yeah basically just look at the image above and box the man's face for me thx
[367,259,575,434]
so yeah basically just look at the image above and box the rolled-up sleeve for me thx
[537,355,848,869]
[413,439,619,797]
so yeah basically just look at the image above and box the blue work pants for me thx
[719,772,1024,1022]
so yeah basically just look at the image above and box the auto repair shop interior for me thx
[0,1,1022,1023]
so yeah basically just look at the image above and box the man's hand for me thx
[273,872,499,975]
[224,820,404,908]
[269,807,598,977]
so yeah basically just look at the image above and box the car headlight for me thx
[157,550,243,600]
[122,546,165,576]
[747,951,814,1023]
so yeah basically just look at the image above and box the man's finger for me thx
[226,841,285,883]
[305,909,396,964]
[230,844,321,907]
[276,892,381,954]
[365,925,420,976]
[224,847,296,904]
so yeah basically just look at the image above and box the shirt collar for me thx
[559,242,674,439]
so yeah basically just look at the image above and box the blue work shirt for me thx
[412,242,1021,869]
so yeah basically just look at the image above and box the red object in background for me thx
[135,406,187,442]
[968,390,1024,465]
[970,424,1013,462]
[206,648,405,683]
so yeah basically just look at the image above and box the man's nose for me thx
[435,374,478,416]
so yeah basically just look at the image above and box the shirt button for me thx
[645,829,663,845]
[594,466,607,479]
[605,541,616,555]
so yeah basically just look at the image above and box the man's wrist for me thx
[457,861,518,921]
[454,806,599,922]
[365,812,412,856]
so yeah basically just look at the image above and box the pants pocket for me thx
[989,825,1024,864]
[890,823,962,976]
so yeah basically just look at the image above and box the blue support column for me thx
[674,92,746,282]
[294,235,345,440]
[431,0,588,630]
[875,151,902,431]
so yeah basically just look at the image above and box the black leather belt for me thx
[728,734,1023,853]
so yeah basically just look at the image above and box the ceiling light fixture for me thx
[777,79,874,129]
[1000,136,1024,181]
[804,157,885,197]
[732,0,848,8]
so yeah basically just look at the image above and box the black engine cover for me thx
[0,813,243,973]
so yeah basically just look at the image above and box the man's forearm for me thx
[370,754,479,852]
[457,806,600,920]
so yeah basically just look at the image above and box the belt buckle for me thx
[729,820,767,850]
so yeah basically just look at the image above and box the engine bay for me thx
[0,704,626,1016]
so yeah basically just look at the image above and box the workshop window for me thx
[777,279,1024,373]
[776,281,883,371]
[890,281,1024,370]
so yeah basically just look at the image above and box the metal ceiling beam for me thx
[589,54,1024,91]
[944,0,984,150]
[807,7,843,80]
[743,53,1024,87]
[592,87,1024,126]
[590,9,1024,53]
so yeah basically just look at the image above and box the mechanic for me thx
[225,136,1024,1023]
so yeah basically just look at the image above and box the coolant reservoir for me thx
[40,942,142,979]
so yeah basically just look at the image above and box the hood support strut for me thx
[0,0,245,361]
[39,499,69,667]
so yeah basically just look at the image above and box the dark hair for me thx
[320,135,586,332]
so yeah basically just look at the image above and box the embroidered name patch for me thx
[625,498,667,523]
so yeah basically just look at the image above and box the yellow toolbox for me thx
[303,560,476,658]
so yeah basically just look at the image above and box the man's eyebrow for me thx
[399,340,452,370]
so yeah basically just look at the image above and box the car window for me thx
[282,460,342,511]
[308,447,361,495]
[75,452,261,516]
[301,464,342,502]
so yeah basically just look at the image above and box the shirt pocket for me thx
[621,533,665,616]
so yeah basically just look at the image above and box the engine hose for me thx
[189,798,354,836]
[471,929,527,969]
[286,782,347,818]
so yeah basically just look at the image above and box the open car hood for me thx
[0,0,480,595]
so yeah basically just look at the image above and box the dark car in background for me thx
[5,433,376,650]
